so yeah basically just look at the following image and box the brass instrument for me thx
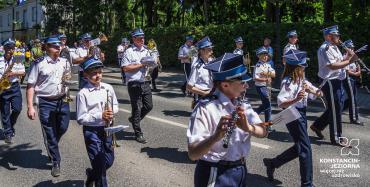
[61,60,76,102]
[89,32,108,60]
[144,39,159,81]
[188,45,198,63]
[104,90,120,148]
[0,52,24,93]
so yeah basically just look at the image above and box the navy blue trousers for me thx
[343,77,359,121]
[255,86,272,122]
[83,126,114,187]
[194,160,247,187]
[313,79,344,143]
[271,108,313,187]
[38,96,70,164]
[1,82,22,138]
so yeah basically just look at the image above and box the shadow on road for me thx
[154,91,185,98]
[33,180,85,187]
[246,172,282,187]
[267,130,336,146]
[162,110,191,117]
[117,98,130,105]
[115,131,136,141]
[141,147,195,164]
[0,143,49,170]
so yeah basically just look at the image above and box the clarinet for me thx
[223,97,242,148]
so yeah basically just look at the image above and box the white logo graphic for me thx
[339,137,359,156]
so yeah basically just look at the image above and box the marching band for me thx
[0,25,368,187]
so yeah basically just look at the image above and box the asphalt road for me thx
[0,74,369,187]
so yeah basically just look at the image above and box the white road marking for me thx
[71,94,271,150]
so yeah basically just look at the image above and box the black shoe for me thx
[4,136,12,144]
[350,120,364,125]
[310,125,324,140]
[51,163,61,177]
[263,158,275,181]
[135,134,147,144]
[85,168,94,187]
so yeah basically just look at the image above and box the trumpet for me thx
[104,90,120,148]
[243,52,252,73]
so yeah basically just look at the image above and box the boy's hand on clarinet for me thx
[296,89,305,101]
[213,116,231,141]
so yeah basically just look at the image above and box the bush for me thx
[103,22,370,84]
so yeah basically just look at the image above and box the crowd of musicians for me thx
[0,25,368,187]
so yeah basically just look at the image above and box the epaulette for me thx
[195,59,204,69]
[33,56,44,64]
[324,43,330,51]
[197,95,218,107]
[283,77,292,91]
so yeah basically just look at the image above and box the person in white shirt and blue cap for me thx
[26,36,71,177]
[263,49,322,187]
[233,36,244,55]
[187,36,214,108]
[178,35,194,95]
[310,25,358,146]
[117,37,130,85]
[58,33,72,64]
[121,28,154,144]
[77,57,119,187]
[0,38,25,144]
[72,33,92,89]
[187,53,269,187]
[283,30,299,65]
[253,47,276,132]
[341,40,363,125]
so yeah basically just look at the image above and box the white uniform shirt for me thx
[77,82,119,126]
[188,57,213,91]
[277,77,319,109]
[233,48,244,55]
[317,41,346,80]
[0,56,26,83]
[253,61,275,87]
[178,44,191,64]
[72,45,89,71]
[187,90,263,162]
[27,56,70,98]
[121,45,151,82]
[283,43,298,55]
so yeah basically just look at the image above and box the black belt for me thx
[128,81,151,86]
[199,158,245,167]
[39,94,66,101]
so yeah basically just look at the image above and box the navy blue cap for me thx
[58,33,67,39]
[185,35,194,41]
[323,25,340,35]
[45,37,62,46]
[256,47,269,56]
[204,53,252,81]
[234,36,243,43]
[1,38,16,47]
[287,30,297,38]
[80,33,92,40]
[196,36,213,49]
[343,39,354,48]
[131,28,145,37]
[81,57,104,71]
[121,37,129,44]
[283,49,308,67]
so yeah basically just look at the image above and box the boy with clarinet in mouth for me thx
[187,53,270,187]
[77,57,119,187]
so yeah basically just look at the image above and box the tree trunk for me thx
[165,4,173,26]
[265,1,274,22]
[203,0,209,24]
[145,0,154,27]
[324,0,333,23]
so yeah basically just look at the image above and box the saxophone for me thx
[104,90,120,148]
[0,52,24,93]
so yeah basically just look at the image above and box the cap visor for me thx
[241,73,252,82]
[84,63,104,71]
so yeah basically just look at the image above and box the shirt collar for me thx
[45,55,60,64]
[87,81,106,92]
[215,89,233,107]
[132,44,145,52]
